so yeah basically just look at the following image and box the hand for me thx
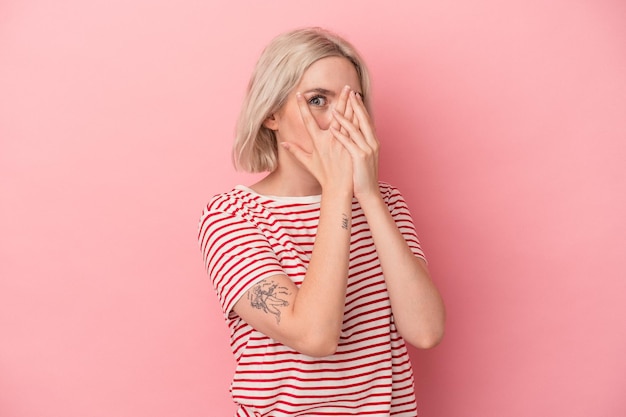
[330,91,380,200]
[281,86,354,193]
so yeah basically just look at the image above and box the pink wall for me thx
[1,1,625,416]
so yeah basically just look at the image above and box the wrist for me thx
[356,190,386,214]
[354,186,382,204]
[321,183,353,200]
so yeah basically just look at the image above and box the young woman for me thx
[198,27,445,417]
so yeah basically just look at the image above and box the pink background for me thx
[1,1,625,416]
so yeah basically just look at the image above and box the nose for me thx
[315,109,333,131]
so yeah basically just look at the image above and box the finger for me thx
[342,94,355,135]
[343,96,355,127]
[280,141,311,167]
[329,126,362,157]
[332,107,370,152]
[350,92,378,149]
[296,92,322,140]
[348,92,360,131]
[329,85,351,131]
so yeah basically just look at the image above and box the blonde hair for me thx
[233,27,372,172]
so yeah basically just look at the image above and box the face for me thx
[264,56,362,153]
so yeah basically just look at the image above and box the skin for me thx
[232,56,446,357]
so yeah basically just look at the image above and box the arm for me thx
[358,192,445,348]
[232,186,352,357]
[232,86,355,357]
[331,91,446,348]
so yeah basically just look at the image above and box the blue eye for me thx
[308,95,327,107]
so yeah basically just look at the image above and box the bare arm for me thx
[233,187,353,357]
[232,86,355,357]
[358,193,445,348]
[331,91,446,348]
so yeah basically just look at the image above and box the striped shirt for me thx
[198,182,425,416]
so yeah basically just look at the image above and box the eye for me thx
[307,95,328,107]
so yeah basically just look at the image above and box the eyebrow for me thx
[302,88,364,98]
[302,88,336,96]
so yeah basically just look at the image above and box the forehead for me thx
[297,56,361,92]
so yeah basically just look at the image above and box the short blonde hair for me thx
[233,27,372,172]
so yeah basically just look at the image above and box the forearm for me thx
[289,187,353,353]
[359,193,446,349]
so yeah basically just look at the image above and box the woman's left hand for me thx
[330,91,380,201]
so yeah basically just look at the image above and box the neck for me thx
[249,151,322,197]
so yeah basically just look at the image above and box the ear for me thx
[263,114,279,131]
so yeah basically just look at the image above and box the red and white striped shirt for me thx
[198,182,425,416]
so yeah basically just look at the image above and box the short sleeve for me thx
[381,183,427,263]
[198,208,285,319]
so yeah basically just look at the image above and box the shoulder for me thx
[376,181,415,217]
[377,181,405,201]
[198,186,278,241]
[200,187,262,221]
[378,181,396,195]
[198,187,273,255]
[204,187,244,212]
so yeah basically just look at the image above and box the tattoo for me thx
[341,213,349,230]
[248,279,291,324]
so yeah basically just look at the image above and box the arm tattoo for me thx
[341,213,349,230]
[248,279,291,324]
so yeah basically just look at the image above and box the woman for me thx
[198,27,445,416]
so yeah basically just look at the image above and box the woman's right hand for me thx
[281,85,354,193]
